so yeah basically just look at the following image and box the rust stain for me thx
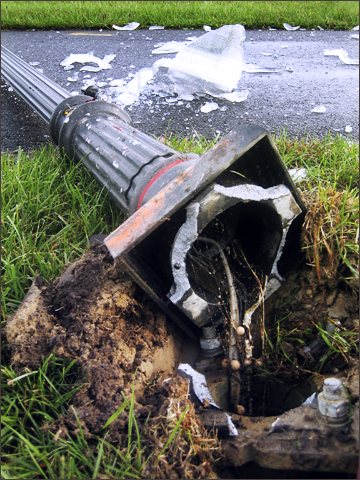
[105,163,196,257]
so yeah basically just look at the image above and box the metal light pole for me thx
[1,45,306,412]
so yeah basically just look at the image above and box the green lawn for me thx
[1,1,359,30]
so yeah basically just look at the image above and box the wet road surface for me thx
[1,28,359,152]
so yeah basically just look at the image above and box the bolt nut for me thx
[199,336,221,350]
[323,377,343,400]
[318,378,350,426]
[202,325,217,339]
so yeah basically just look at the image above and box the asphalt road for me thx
[1,28,359,152]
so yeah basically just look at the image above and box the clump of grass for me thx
[302,187,359,289]
[2,357,220,479]
[277,131,359,191]
[1,145,125,322]
[277,131,359,289]
[158,129,221,154]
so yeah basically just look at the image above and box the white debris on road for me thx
[112,22,140,31]
[200,101,219,113]
[243,64,281,73]
[283,23,300,31]
[311,105,326,113]
[151,40,193,54]
[324,49,359,65]
[60,52,116,70]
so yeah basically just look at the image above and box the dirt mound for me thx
[5,244,186,431]
[4,244,222,477]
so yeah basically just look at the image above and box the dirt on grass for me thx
[4,243,222,478]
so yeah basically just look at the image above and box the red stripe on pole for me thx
[137,159,186,210]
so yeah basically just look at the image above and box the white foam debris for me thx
[109,79,126,87]
[284,23,300,31]
[345,125,353,133]
[271,417,281,428]
[324,49,359,65]
[311,105,326,113]
[63,65,74,71]
[289,168,307,182]
[318,25,324,31]
[200,101,219,113]
[151,40,193,54]
[243,63,281,73]
[112,22,140,31]
[353,25,359,30]
[350,34,359,39]
[60,52,116,70]
[203,25,211,32]
[269,27,277,31]
[113,67,154,106]
[80,66,103,72]
[261,52,272,56]
[67,73,79,82]
[179,94,195,101]
[219,90,249,102]
[167,25,246,96]
[186,36,198,41]
[149,25,164,30]
[29,61,40,66]
[178,364,238,436]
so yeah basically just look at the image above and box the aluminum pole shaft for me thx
[1,45,71,123]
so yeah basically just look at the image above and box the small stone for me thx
[221,358,229,368]
[236,405,246,415]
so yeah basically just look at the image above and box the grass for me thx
[1,144,125,322]
[2,355,191,479]
[2,131,359,478]
[1,1,359,31]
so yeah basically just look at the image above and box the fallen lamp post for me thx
[2,45,307,412]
